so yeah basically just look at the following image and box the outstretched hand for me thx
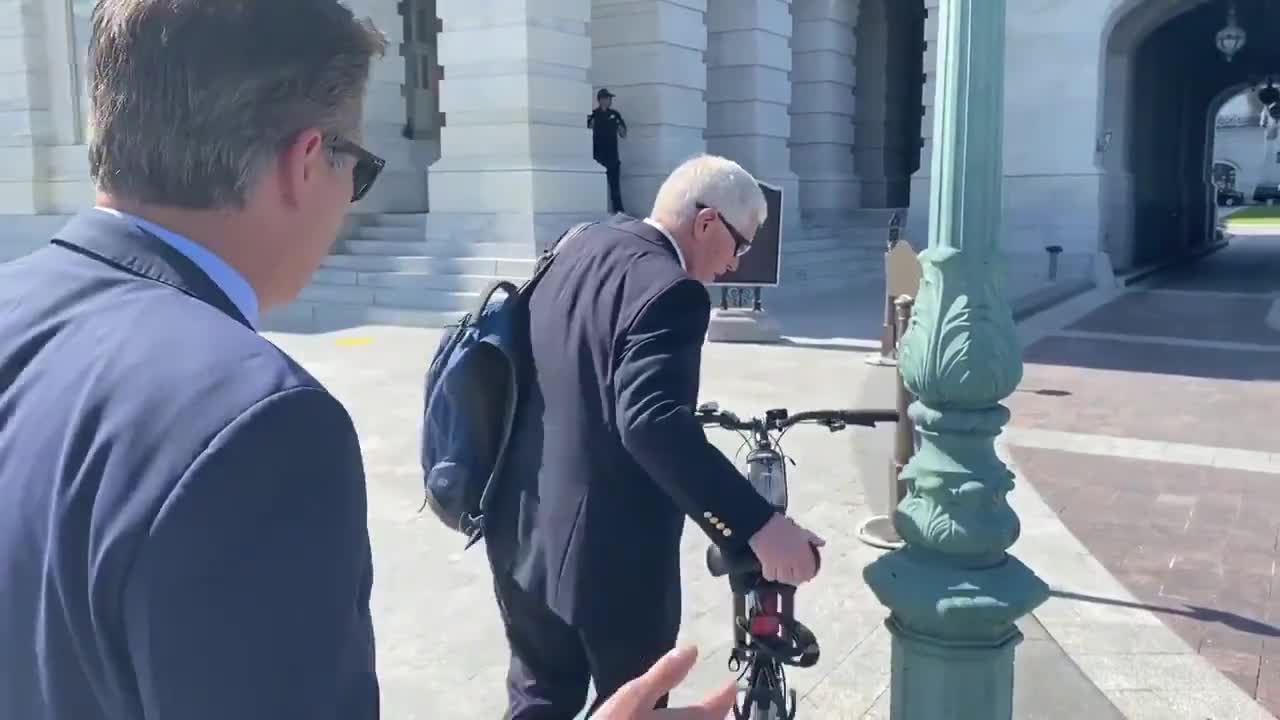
[595,646,735,719]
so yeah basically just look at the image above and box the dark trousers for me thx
[600,159,624,214]
[494,574,678,719]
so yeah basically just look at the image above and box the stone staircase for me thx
[263,208,906,331]
[777,208,903,296]
[263,213,537,331]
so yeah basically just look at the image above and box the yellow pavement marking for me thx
[335,337,373,347]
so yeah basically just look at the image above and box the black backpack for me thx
[419,222,595,547]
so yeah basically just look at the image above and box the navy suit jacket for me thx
[0,211,378,719]
[485,216,775,627]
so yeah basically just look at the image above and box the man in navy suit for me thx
[485,154,827,718]
[0,2,742,718]
[0,2,390,718]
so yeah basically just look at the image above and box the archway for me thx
[1099,0,1280,271]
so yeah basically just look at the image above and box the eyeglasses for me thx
[695,202,753,257]
[328,137,386,203]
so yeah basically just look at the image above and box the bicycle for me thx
[693,402,898,720]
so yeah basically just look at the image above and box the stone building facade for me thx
[0,0,1249,327]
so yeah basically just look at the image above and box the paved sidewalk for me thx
[263,319,1117,718]
[257,244,1269,718]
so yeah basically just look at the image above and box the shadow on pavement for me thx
[1052,589,1280,640]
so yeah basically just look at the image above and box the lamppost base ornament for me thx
[864,549,1050,719]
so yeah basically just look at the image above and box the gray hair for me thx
[87,0,387,209]
[650,154,768,233]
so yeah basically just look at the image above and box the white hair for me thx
[649,154,767,233]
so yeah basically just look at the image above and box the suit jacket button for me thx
[714,521,725,530]
[708,515,719,525]
[703,511,713,519]
[722,528,733,537]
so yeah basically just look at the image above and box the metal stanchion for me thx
[1045,245,1063,281]
[865,213,903,367]
[864,292,898,366]
[858,295,915,549]
[890,295,915,491]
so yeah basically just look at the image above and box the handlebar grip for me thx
[840,409,900,426]
[705,543,822,579]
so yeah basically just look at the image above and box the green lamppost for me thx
[862,0,1050,717]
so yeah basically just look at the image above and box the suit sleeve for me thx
[613,277,774,550]
[122,387,378,720]
[587,112,595,128]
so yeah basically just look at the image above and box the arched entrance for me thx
[1099,0,1280,271]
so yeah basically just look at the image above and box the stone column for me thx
[0,0,48,263]
[705,0,800,226]
[789,0,859,222]
[862,1,1048,716]
[0,0,50,218]
[0,0,101,261]
[428,0,604,255]
[345,0,428,214]
[590,0,708,216]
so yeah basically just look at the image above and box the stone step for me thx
[801,208,906,230]
[321,254,536,276]
[267,210,900,333]
[299,282,478,312]
[362,213,428,228]
[313,268,526,293]
[262,300,463,332]
[786,235,884,252]
[340,238,532,258]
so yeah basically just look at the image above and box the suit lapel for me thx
[49,209,253,329]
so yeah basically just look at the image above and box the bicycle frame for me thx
[695,402,895,719]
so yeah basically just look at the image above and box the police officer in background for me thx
[588,88,628,214]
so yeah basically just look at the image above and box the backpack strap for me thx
[470,279,520,319]
[528,221,598,282]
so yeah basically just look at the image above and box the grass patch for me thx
[1223,205,1280,225]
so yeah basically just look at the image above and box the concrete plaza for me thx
[261,240,1277,718]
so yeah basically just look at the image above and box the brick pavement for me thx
[1004,237,1280,715]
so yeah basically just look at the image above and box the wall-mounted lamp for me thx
[1216,2,1247,62]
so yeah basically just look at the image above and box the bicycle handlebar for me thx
[706,543,822,579]
[783,408,898,428]
[696,406,898,432]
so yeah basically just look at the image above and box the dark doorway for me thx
[854,0,926,209]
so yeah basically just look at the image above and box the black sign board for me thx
[711,181,783,287]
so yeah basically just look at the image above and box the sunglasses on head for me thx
[695,202,753,257]
[327,137,386,203]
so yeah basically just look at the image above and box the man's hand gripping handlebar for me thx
[704,541,824,670]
